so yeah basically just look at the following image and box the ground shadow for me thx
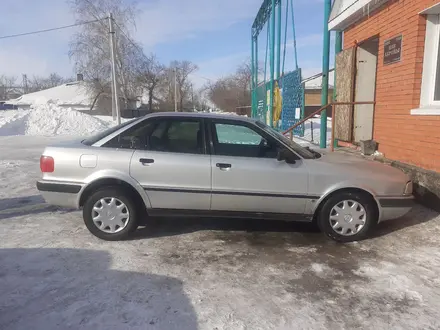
[0,248,198,330]
[0,195,45,211]
[372,204,439,239]
[0,195,72,220]
[132,216,321,242]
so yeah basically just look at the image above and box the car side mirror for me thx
[277,148,296,164]
[261,138,270,148]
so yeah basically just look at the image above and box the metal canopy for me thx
[252,0,281,38]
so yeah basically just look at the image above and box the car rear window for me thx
[82,118,137,146]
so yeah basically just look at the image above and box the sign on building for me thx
[384,35,402,65]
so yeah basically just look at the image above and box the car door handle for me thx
[139,158,154,165]
[216,163,231,170]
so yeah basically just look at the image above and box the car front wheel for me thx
[317,191,378,242]
[83,187,138,241]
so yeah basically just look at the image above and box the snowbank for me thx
[0,105,118,137]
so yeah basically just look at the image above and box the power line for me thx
[112,20,148,59]
[0,18,105,40]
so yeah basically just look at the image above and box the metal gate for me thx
[280,69,304,136]
[255,82,269,123]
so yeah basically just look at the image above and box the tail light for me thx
[40,156,54,173]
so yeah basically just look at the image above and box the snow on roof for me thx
[329,0,390,31]
[304,71,335,90]
[7,81,92,106]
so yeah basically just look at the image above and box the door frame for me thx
[352,35,379,143]
[205,117,301,161]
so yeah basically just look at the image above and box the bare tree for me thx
[204,77,245,113]
[136,54,165,111]
[171,61,198,111]
[0,75,18,100]
[27,73,70,93]
[68,0,142,109]
[235,62,252,98]
[204,60,259,113]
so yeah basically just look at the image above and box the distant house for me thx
[6,80,137,116]
[303,71,335,118]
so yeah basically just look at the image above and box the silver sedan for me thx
[37,112,414,242]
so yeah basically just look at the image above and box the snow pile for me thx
[25,104,110,136]
[7,82,91,107]
[291,117,332,147]
[0,105,116,137]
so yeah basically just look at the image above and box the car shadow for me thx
[372,203,439,239]
[131,216,322,241]
[132,203,439,243]
[0,248,198,330]
[0,195,74,220]
[0,195,45,210]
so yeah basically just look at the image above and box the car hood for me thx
[312,149,409,182]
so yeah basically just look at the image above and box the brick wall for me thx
[343,0,440,172]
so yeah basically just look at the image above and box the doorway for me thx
[353,37,379,142]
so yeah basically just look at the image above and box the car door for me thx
[208,119,310,215]
[119,117,211,210]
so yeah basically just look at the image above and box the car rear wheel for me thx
[83,187,138,241]
[317,191,378,243]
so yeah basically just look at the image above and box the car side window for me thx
[212,122,278,158]
[148,119,203,154]
[215,123,261,145]
[102,120,154,149]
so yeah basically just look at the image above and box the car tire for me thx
[83,187,138,241]
[317,191,378,243]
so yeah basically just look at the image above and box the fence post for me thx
[331,104,335,151]
[320,0,331,148]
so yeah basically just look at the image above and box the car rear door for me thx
[208,119,310,215]
[106,116,211,210]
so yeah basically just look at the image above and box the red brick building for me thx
[329,0,440,175]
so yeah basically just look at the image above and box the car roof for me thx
[144,111,256,123]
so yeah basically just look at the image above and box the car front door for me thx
[208,119,310,215]
[105,117,211,210]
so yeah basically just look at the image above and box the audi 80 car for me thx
[37,112,414,242]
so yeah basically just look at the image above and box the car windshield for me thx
[255,121,317,159]
[82,118,138,146]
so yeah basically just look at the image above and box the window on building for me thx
[413,10,440,115]
[434,30,440,101]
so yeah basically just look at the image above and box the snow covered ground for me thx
[1,135,440,329]
[293,116,332,147]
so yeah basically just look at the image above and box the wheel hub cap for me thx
[343,214,353,222]
[329,200,366,236]
[92,197,130,233]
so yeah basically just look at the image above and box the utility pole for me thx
[276,1,281,80]
[320,0,331,148]
[191,83,195,112]
[268,0,276,127]
[109,13,121,125]
[22,74,28,94]
[174,67,178,112]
